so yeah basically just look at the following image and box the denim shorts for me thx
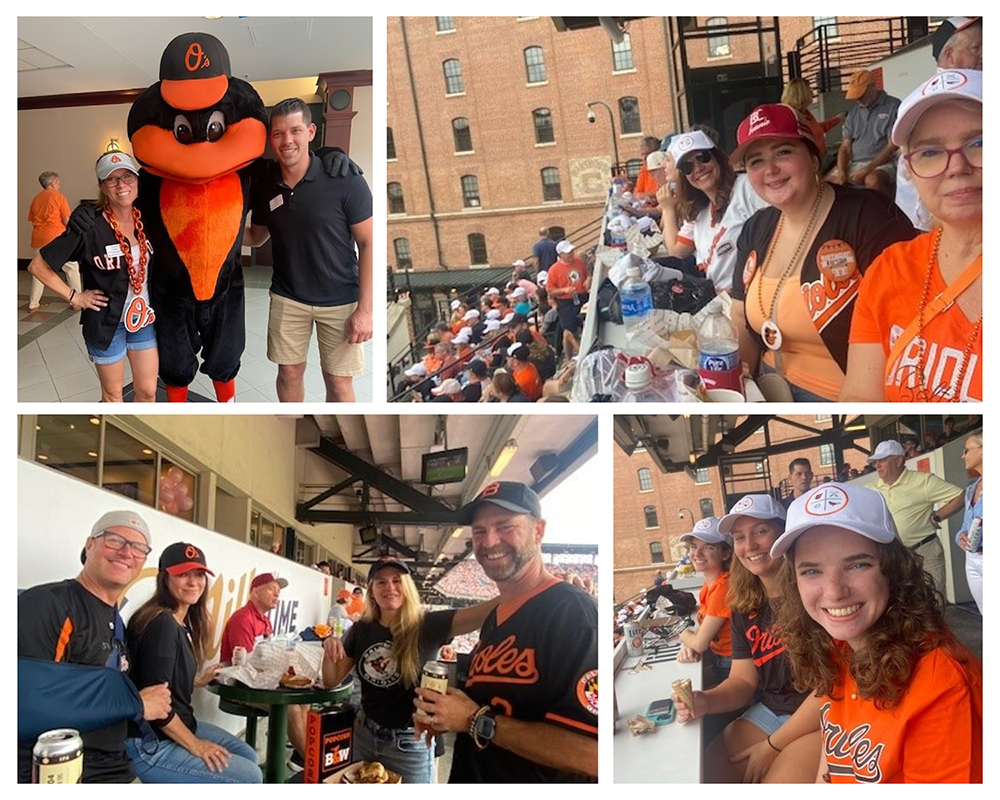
[87,320,157,365]
[740,702,791,736]
[354,711,433,784]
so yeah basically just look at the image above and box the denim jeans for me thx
[125,721,262,784]
[354,711,434,784]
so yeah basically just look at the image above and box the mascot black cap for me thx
[160,32,231,111]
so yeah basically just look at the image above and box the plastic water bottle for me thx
[698,307,743,395]
[621,363,667,403]
[620,265,652,333]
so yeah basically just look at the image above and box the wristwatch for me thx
[931,513,942,525]
[469,705,496,750]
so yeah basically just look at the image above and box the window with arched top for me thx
[468,233,488,265]
[619,96,641,134]
[524,46,547,83]
[461,175,480,208]
[612,32,634,71]
[541,167,561,202]
[443,59,464,94]
[387,182,405,214]
[393,238,412,270]
[638,467,653,491]
[532,108,554,144]
[452,118,473,152]
[650,541,665,563]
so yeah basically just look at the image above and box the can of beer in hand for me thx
[415,661,449,719]
[231,646,247,666]
[32,729,83,784]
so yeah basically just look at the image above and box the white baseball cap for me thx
[96,152,141,181]
[512,259,526,268]
[867,440,905,463]
[646,150,666,170]
[463,309,480,321]
[555,240,575,254]
[91,509,152,545]
[450,299,461,310]
[511,287,526,298]
[680,517,730,546]
[536,270,548,285]
[487,287,500,295]
[892,69,982,147]
[501,312,516,325]
[484,319,501,332]
[718,494,786,534]
[771,483,898,558]
[453,329,471,344]
[667,130,718,167]
[431,378,462,396]
[486,309,501,320]
[404,363,427,378]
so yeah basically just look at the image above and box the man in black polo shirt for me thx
[247,98,373,401]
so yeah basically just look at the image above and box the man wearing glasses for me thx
[18,511,171,783]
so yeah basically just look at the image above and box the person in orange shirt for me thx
[346,586,365,618]
[773,483,982,784]
[546,240,590,360]
[843,70,981,402]
[26,171,80,312]
[632,136,662,200]
[506,344,542,401]
[676,517,732,685]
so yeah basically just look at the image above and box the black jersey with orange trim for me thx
[17,579,134,783]
[449,580,598,783]
[730,603,807,716]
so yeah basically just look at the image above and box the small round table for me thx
[207,678,353,784]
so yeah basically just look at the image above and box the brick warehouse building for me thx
[613,415,875,603]
[386,16,904,275]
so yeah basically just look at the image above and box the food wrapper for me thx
[215,639,324,689]
[672,678,696,718]
[627,715,656,736]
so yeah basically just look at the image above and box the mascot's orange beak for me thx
[132,118,266,184]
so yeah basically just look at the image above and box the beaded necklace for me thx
[913,228,982,401]
[104,203,148,295]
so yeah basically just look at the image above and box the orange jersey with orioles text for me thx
[820,645,982,783]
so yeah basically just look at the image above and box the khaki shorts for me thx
[267,291,365,376]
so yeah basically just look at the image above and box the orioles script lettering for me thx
[466,634,539,686]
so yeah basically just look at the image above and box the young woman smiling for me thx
[772,483,982,783]
[729,104,915,401]
[672,495,820,783]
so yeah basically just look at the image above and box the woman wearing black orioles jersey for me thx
[28,152,158,402]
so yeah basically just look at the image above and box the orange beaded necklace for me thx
[104,204,148,296]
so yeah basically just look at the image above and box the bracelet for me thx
[69,289,76,303]
[468,705,490,751]
[766,734,782,753]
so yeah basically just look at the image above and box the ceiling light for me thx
[87,451,98,458]
[37,454,48,461]
[450,526,463,539]
[89,417,100,425]
[142,449,153,455]
[489,438,518,477]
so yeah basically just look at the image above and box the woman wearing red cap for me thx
[28,152,159,403]
[773,483,982,782]
[842,70,982,402]
[729,103,915,401]
[321,558,497,783]
[125,543,261,783]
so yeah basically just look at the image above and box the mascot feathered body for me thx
[128,32,267,402]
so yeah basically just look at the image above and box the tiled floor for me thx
[17,268,373,403]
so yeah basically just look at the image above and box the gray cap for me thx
[91,509,152,545]
[679,516,730,546]
[96,152,140,181]
[718,494,786,534]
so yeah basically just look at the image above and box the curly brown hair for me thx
[675,148,736,226]
[775,536,969,709]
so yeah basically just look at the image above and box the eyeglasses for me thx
[904,137,982,179]
[93,531,151,556]
[678,150,713,176]
[102,173,138,187]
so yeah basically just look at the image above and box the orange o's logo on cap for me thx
[805,486,849,517]
[110,155,121,164]
[185,545,199,559]
[480,482,501,498]
[185,42,211,72]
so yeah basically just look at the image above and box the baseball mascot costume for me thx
[123,32,266,402]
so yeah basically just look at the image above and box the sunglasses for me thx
[678,150,713,175]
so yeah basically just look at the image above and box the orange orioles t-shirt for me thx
[820,646,982,783]
[850,232,981,402]
[697,571,732,657]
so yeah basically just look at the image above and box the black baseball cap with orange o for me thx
[459,481,542,524]
[159,32,231,111]
[159,541,215,576]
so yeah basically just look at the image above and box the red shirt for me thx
[512,361,542,401]
[220,602,273,662]
[547,257,588,299]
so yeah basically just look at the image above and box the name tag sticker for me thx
[269,194,284,212]
[106,244,123,257]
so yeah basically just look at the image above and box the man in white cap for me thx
[429,377,465,402]
[867,440,964,592]
[18,510,171,783]
[546,240,590,360]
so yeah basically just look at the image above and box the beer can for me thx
[232,646,247,666]
[624,621,644,657]
[415,661,449,718]
[32,729,83,784]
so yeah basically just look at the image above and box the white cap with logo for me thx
[771,483,898,558]
[718,494,786,534]
[680,516,729,545]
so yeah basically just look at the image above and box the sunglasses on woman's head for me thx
[678,150,713,175]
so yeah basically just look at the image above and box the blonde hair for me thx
[362,569,426,688]
[781,79,812,111]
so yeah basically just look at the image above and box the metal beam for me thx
[298,475,360,512]
[300,510,460,525]
[533,418,599,495]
